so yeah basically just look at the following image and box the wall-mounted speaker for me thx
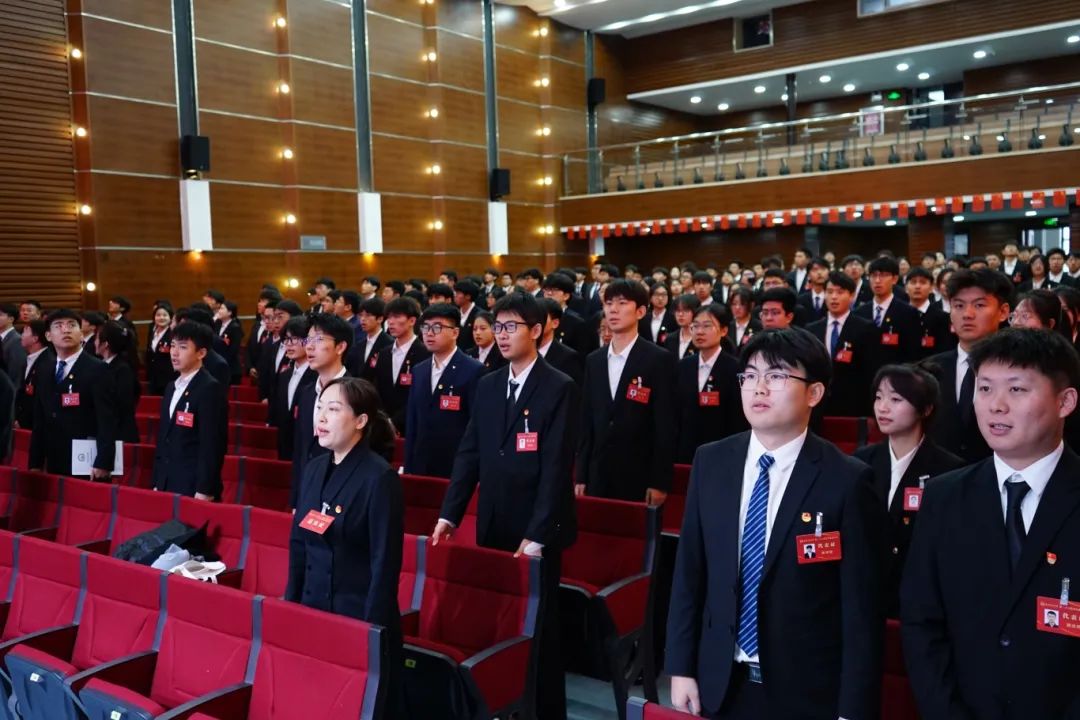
[587,77,606,107]
[490,168,511,200]
[181,135,210,173]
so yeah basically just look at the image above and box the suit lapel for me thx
[501,359,546,445]
[320,444,367,508]
[714,434,751,578]
[612,339,647,411]
[966,462,1012,604]
[938,352,959,413]
[763,435,823,578]
[869,444,892,510]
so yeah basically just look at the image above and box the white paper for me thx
[71,440,123,476]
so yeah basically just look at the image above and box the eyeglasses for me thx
[737,371,811,391]
[282,336,304,346]
[1008,312,1036,326]
[758,308,785,318]
[492,321,525,334]
[420,323,454,335]
[689,322,719,332]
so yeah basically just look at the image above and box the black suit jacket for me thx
[203,348,231,390]
[286,441,403,636]
[151,368,226,497]
[456,305,480,351]
[404,350,483,478]
[912,306,956,361]
[257,339,286,401]
[638,310,677,344]
[346,331,393,378]
[901,450,1080,719]
[796,292,828,324]
[0,373,13,463]
[557,308,587,356]
[662,331,698,361]
[367,338,431,434]
[246,321,269,374]
[675,351,747,463]
[924,350,991,463]
[29,352,117,476]
[441,357,578,551]
[579,338,677,501]
[854,440,965,617]
[218,320,244,383]
[269,363,316,461]
[107,357,141,444]
[542,340,583,386]
[15,348,53,430]
[666,433,885,718]
[787,268,811,294]
[729,319,762,353]
[853,297,923,369]
[853,280,874,308]
[1001,260,1031,286]
[806,315,876,417]
[466,344,507,374]
[144,328,177,396]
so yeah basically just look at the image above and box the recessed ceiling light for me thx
[780,93,789,102]
[973,49,987,59]
[896,62,910,72]
[819,74,831,83]
[843,83,856,92]
[754,85,766,94]
[953,215,965,222]
[885,219,897,227]
[1068,34,1079,44]
[852,211,862,219]
[1046,99,1054,104]
[1026,210,1038,217]
[917,72,931,81]
[554,0,567,7]
[717,102,730,111]
[690,95,702,104]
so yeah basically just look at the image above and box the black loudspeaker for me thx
[181,135,211,173]
[587,77,606,106]
[490,168,511,200]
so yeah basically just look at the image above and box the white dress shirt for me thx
[825,311,851,356]
[735,429,808,663]
[313,366,348,427]
[363,331,381,362]
[678,331,693,359]
[287,361,309,409]
[650,310,665,341]
[274,342,287,373]
[150,328,167,352]
[1003,260,1017,276]
[430,350,456,395]
[1049,272,1065,284]
[477,344,494,364]
[888,439,922,507]
[255,322,266,344]
[993,442,1063,532]
[955,346,970,403]
[794,267,807,291]
[537,339,553,358]
[24,348,44,380]
[169,369,199,417]
[734,321,750,347]
[507,356,537,398]
[914,300,931,314]
[698,347,721,391]
[607,333,639,400]
[54,349,82,387]
[391,335,417,379]
[218,319,231,337]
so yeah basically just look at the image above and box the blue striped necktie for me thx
[737,452,774,658]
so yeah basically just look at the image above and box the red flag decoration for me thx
[915,200,927,217]
[878,204,891,219]
[627,224,637,236]
[934,198,946,214]
[751,215,762,229]
[614,224,623,237]
[1053,190,1067,207]
[652,221,661,235]
[862,205,874,220]
[991,193,1004,210]
[811,209,822,224]
[1031,191,1045,209]
[737,215,747,229]
[828,208,840,223]
[783,211,792,225]
[720,216,730,230]
[951,196,963,214]
[796,210,807,225]
[845,206,856,221]
[897,203,909,219]
[665,220,674,234]
[1010,192,1023,209]
[691,218,701,232]
[972,195,985,212]
[678,219,688,233]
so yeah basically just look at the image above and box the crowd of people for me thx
[1,239,1079,719]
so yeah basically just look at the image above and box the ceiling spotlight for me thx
[843,83,856,92]
[277,81,290,94]
[717,102,730,111]
[73,126,87,138]
[690,95,702,104]
[917,72,930,81]
[885,219,897,227]
[69,47,82,59]
[852,211,862,219]
[1068,35,1079,44]
[896,62,910,72]
[85,282,96,292]
[819,74,831,83]
[953,215,965,222]
[780,93,789,102]
[1026,210,1038,217]
[274,16,287,28]
[78,204,92,215]
[281,147,294,159]
[753,85,766,94]
[284,213,297,224]
[287,278,300,289]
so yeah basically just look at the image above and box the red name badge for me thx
[698,391,720,407]
[516,432,538,452]
[627,384,651,404]
[881,332,900,346]
[158,343,170,354]
[835,349,853,364]
[903,487,923,511]
[175,411,195,428]
[1035,597,1080,638]
[293,405,299,420]
[439,395,461,411]
[921,335,936,348]
[299,510,335,535]
[369,355,378,368]
[25,383,33,397]
[61,393,80,407]
[796,531,843,564]
[399,373,413,387]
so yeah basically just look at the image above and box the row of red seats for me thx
[0,533,384,720]
[137,383,261,404]
[135,396,268,426]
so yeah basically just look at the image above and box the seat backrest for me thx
[233,424,278,459]
[11,430,31,471]
[562,496,651,591]
[0,530,18,602]
[3,537,84,642]
[0,468,15,521]
[111,486,178,553]
[230,384,260,403]
[10,471,63,532]
[249,598,381,720]
[71,554,165,671]
[126,444,158,490]
[664,465,692,535]
[136,395,162,416]
[55,479,116,546]
[135,417,158,447]
[220,456,244,505]
[418,541,537,658]
[150,576,256,710]
[238,457,292,512]
[401,474,449,536]
[398,534,424,613]
[178,498,249,570]
[229,401,266,424]
[820,416,861,444]
[241,508,291,597]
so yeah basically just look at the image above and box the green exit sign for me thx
[1044,218,1059,227]
[886,91,903,101]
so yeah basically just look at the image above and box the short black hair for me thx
[25,319,48,346]
[873,364,941,427]
[762,268,787,281]
[282,315,311,339]
[20,300,42,311]
[220,300,237,318]
[493,289,545,331]
[362,275,381,289]
[539,296,563,321]
[673,293,702,312]
[275,300,304,317]
[727,285,754,308]
[204,289,225,304]
[809,257,830,271]
[945,268,1014,306]
[97,320,132,355]
[403,290,427,310]
[82,311,106,328]
[1046,247,1067,260]
[867,256,900,276]
[603,278,648,307]
[740,328,832,389]
[440,269,458,283]
[474,310,494,327]
[0,303,16,318]
[969,327,1080,391]
[340,290,361,315]
[315,277,336,290]
[178,306,214,328]
[172,320,213,350]
[840,254,864,269]
[48,308,83,327]
[387,297,421,319]
[359,298,385,318]
[385,281,405,296]
[109,296,132,313]
[905,267,934,283]
[541,273,574,294]
[600,264,619,277]
[308,313,353,355]
[759,287,798,314]
[327,290,342,303]
[263,297,280,311]
[420,302,461,327]
[427,283,453,300]
[826,271,856,294]
[692,271,713,285]
[694,302,731,327]
[520,267,544,282]
[454,281,480,303]
[259,288,283,303]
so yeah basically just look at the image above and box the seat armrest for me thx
[400,610,419,637]
[0,601,10,631]
[461,636,533,715]
[64,650,158,695]
[156,682,253,720]
[0,624,78,663]
[19,526,57,542]
[597,572,652,638]
[74,538,112,555]
[216,569,243,589]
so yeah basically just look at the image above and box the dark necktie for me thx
[736,453,774,657]
[54,359,67,385]
[874,305,884,327]
[505,378,519,428]
[830,320,840,358]
[1004,475,1030,572]
[814,296,821,312]
[958,365,975,424]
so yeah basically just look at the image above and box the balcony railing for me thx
[561,81,1080,197]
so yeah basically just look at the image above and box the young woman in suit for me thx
[639,282,676,344]
[465,310,506,373]
[145,302,176,396]
[663,293,700,360]
[854,364,965,616]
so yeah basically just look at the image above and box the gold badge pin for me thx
[335,505,342,514]
[903,517,911,525]
[438,384,443,390]
[801,512,811,522]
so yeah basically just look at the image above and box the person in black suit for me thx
[584,263,615,319]
[258,300,304,405]
[542,272,587,355]
[404,303,483,478]
[1000,242,1031,286]
[785,246,812,294]
[578,279,676,504]
[756,287,799,331]
[96,321,141,444]
[727,286,761,352]
[639,282,676,344]
[841,255,874,308]
[806,272,876,417]
[151,321,225,499]
[676,303,747,463]
[0,303,27,387]
[14,320,51,430]
[1017,254,1056,292]
[214,300,244,385]
[366,297,430,435]
[346,298,392,377]
[795,257,829,325]
[664,294,701,360]
[106,296,139,368]
[902,328,1080,719]
[854,365,964,617]
[290,313,352,509]
[925,269,1012,463]
[466,310,507,374]
[29,309,117,479]
[667,328,885,718]
[1045,247,1075,287]
[246,287,282,381]
[854,256,923,371]
[904,268,955,359]
[268,316,315,461]
[434,291,577,720]
[537,298,584,386]
[176,307,231,391]
[79,311,105,358]
[145,302,177,396]
[452,280,481,351]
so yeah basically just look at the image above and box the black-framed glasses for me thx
[420,323,454,335]
[737,371,811,390]
[492,321,524,334]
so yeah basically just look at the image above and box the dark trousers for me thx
[712,666,765,720]
[536,547,566,720]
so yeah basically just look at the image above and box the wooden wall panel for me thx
[544,106,588,154]
[287,0,352,67]
[498,99,545,154]
[197,112,283,184]
[495,46,541,104]
[86,95,177,176]
[500,152,556,204]
[604,227,808,274]
[369,75,434,139]
[209,183,289,250]
[192,0,278,53]
[80,0,172,31]
[366,0,424,26]
[90,174,180,247]
[436,144,490,199]
[550,23,585,66]
[293,124,357,190]
[435,31,485,93]
[964,55,1080,95]
[372,134,438,195]
[442,199,489,253]
[492,5,542,53]
[380,195,437,253]
[547,60,586,111]
[367,14,427,83]
[507,205,547,255]
[436,0,483,39]
[196,41,280,118]
[290,60,355,128]
[297,189,359,250]
[81,17,175,103]
[436,88,488,146]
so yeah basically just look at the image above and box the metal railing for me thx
[561,82,1080,196]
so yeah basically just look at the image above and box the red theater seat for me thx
[399,534,425,635]
[110,487,178,554]
[177,498,249,586]
[48,479,115,548]
[401,474,449,536]
[136,396,161,417]
[0,537,84,653]
[236,457,292,512]
[9,472,63,533]
[228,402,266,425]
[403,540,540,719]
[219,456,244,505]
[821,416,878,453]
[229,385,260,403]
[135,416,159,445]
[240,509,290,598]
[627,697,695,718]
[561,496,662,719]
[0,532,16,601]
[231,424,278,460]
[10,431,30,471]
[663,465,692,536]
[124,444,157,490]
[0,468,15,528]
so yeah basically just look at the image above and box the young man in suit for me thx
[258,300,304,405]
[95,320,141,444]
[176,307,231,391]
[854,256,922,370]
[577,279,676,504]
[676,303,747,463]
[902,328,1080,719]
[268,316,315,461]
[434,291,577,720]
[542,272,587,355]
[795,257,829,324]
[246,288,281,380]
[757,287,798,330]
[538,298,584,386]
[29,309,117,479]
[905,267,955,360]
[290,313,351,509]
[152,321,225,499]
[367,297,430,434]
[346,298,392,377]
[215,300,244,384]
[806,272,876,417]
[1000,242,1030,286]
[452,281,481,351]
[333,289,364,343]
[404,303,483,478]
[15,319,51,430]
[925,268,1012,463]
[841,255,874,308]
[667,328,885,719]
[0,303,26,386]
